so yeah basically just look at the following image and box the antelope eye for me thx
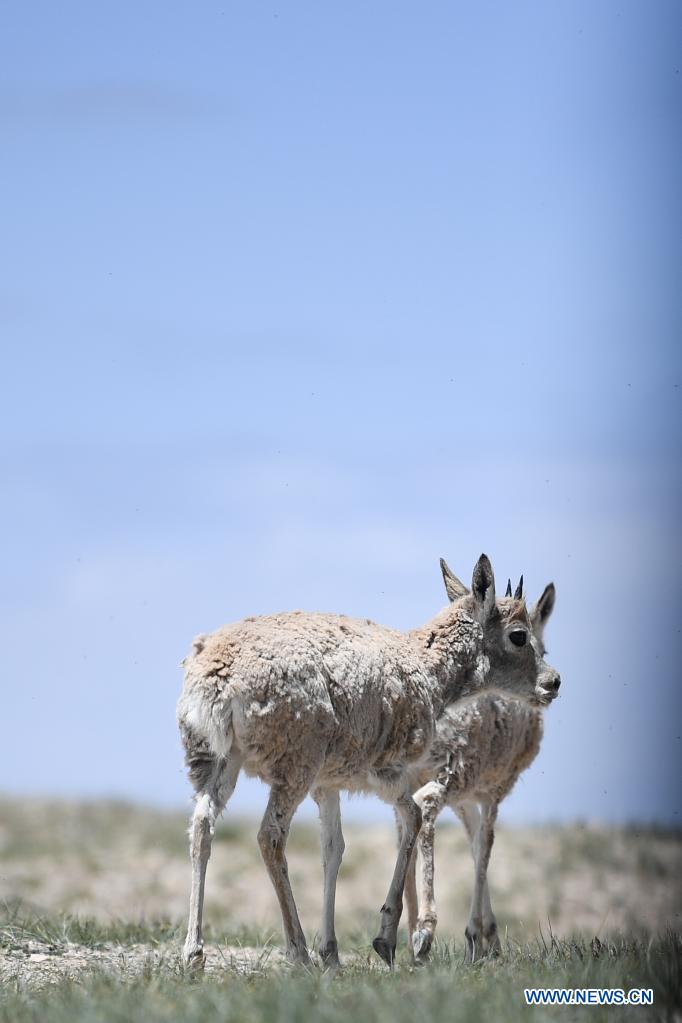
[509,630,527,648]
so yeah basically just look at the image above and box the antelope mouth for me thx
[535,688,558,707]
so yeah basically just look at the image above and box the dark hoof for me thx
[412,928,433,964]
[485,927,502,957]
[183,948,206,973]
[320,940,341,972]
[372,937,396,967]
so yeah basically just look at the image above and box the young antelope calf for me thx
[177,554,560,969]
[405,564,557,963]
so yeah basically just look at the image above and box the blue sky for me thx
[2,1,680,824]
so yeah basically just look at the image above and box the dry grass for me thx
[1,797,679,942]
[0,797,680,1020]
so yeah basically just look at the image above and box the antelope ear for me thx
[471,554,496,623]
[440,557,469,602]
[531,583,556,639]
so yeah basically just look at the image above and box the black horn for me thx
[514,575,524,600]
[505,579,512,597]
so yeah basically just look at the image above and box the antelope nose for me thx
[550,674,561,693]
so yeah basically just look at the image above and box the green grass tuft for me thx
[1,908,680,1022]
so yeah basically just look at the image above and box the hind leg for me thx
[183,752,243,968]
[403,838,419,952]
[258,781,314,965]
[313,787,345,969]
[392,808,419,952]
[456,801,502,957]
[461,800,498,962]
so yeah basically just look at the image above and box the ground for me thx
[0,797,680,1021]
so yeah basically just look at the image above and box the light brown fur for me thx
[176,555,559,969]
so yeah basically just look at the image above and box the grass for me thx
[0,903,183,950]
[0,907,679,1022]
[2,799,681,1020]
[0,901,280,953]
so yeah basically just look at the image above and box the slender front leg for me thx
[463,800,498,962]
[183,755,242,968]
[394,808,419,947]
[372,792,422,967]
[455,801,501,956]
[313,787,345,969]
[411,779,448,963]
[257,784,312,966]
